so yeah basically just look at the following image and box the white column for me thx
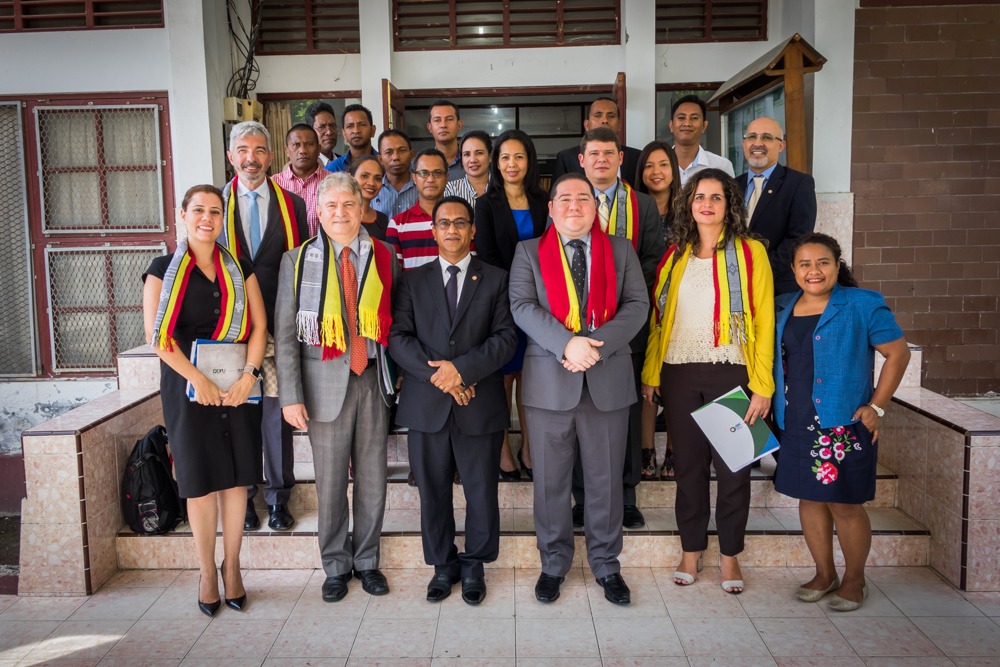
[623,0,657,147]
[359,0,394,125]
[810,0,855,193]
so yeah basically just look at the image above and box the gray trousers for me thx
[309,366,389,577]
[526,383,628,579]
[248,396,295,505]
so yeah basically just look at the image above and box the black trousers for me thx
[248,396,295,505]
[571,350,643,507]
[661,362,752,556]
[408,418,503,579]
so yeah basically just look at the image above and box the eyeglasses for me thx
[433,219,471,230]
[314,123,337,132]
[742,133,784,143]
[414,169,448,179]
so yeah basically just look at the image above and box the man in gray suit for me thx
[275,172,401,602]
[509,173,649,605]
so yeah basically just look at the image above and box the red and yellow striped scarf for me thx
[151,241,250,351]
[223,176,301,255]
[603,180,640,251]
[292,229,393,360]
[538,223,618,333]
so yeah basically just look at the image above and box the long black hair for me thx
[487,129,545,199]
[792,232,859,287]
[634,140,682,225]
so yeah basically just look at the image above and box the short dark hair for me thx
[433,195,474,223]
[285,123,318,144]
[428,100,460,121]
[305,101,337,126]
[377,128,411,151]
[459,130,493,157]
[671,94,707,119]
[342,103,373,125]
[580,126,621,154]
[587,97,618,117]
[347,154,383,177]
[411,147,448,173]
[549,172,594,201]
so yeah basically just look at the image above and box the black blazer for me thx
[551,144,642,187]
[221,179,309,335]
[389,257,518,435]
[473,187,549,271]
[737,164,817,295]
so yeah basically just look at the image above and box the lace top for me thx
[664,254,746,366]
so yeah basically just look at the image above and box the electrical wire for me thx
[226,0,263,100]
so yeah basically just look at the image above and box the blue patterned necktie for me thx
[248,190,262,258]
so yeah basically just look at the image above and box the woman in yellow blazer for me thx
[641,168,774,594]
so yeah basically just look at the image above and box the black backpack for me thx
[121,425,184,535]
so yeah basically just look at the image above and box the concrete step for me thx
[115,505,929,571]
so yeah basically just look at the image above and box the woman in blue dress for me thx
[773,233,910,612]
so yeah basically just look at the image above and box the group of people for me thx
[140,94,910,616]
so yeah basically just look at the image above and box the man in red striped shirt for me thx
[385,148,449,270]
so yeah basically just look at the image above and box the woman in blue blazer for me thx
[773,233,910,612]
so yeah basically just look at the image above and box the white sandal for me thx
[720,556,744,594]
[673,551,703,586]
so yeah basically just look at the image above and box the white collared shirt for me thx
[438,252,473,304]
[676,146,736,186]
[236,179,271,243]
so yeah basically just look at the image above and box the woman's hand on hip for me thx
[744,393,771,426]
[853,404,881,443]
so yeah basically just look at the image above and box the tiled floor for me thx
[1,566,999,665]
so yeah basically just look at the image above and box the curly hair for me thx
[671,168,750,254]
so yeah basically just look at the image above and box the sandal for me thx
[659,451,675,479]
[640,448,657,480]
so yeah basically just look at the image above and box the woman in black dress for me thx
[142,185,267,616]
[349,155,390,241]
[774,233,910,611]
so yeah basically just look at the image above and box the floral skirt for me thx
[774,414,877,504]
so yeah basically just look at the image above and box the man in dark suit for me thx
[509,173,649,606]
[275,172,401,602]
[552,97,642,186]
[221,121,308,534]
[570,126,665,530]
[737,117,817,295]
[389,196,517,605]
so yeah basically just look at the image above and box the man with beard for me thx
[325,104,378,174]
[221,121,308,533]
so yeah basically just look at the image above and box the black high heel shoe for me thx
[198,575,221,617]
[517,448,533,480]
[220,560,247,611]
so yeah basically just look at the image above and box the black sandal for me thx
[659,451,675,479]
[641,448,657,480]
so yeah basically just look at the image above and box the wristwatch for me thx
[243,363,262,380]
[868,402,885,418]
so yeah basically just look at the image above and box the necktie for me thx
[248,190,262,258]
[747,175,765,222]
[597,193,611,232]
[445,264,460,322]
[568,239,587,309]
[340,247,368,376]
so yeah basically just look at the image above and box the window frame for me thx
[656,0,768,44]
[0,0,164,33]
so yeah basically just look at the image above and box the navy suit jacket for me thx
[552,144,642,188]
[737,164,816,295]
[389,256,518,435]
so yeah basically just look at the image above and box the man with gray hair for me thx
[275,172,401,602]
[221,121,308,533]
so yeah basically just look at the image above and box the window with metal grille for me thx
[0,103,36,376]
[656,0,767,43]
[11,95,175,376]
[394,0,620,51]
[0,0,163,32]
[255,0,360,54]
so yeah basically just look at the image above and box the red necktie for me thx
[340,247,368,376]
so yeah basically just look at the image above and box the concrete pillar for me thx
[623,0,657,147]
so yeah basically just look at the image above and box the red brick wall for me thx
[852,4,1000,396]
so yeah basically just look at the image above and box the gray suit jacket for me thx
[509,234,649,413]
[274,230,401,422]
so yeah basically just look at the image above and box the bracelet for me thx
[867,402,885,418]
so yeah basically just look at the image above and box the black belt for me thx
[366,357,377,369]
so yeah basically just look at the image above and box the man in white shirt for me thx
[670,95,735,185]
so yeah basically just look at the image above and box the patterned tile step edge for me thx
[266,468,899,512]
[115,531,930,572]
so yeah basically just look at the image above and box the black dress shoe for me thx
[461,577,487,605]
[572,504,584,527]
[623,504,645,529]
[407,471,417,487]
[426,572,460,602]
[244,499,260,531]
[198,597,221,617]
[499,466,521,482]
[517,449,533,479]
[220,560,247,611]
[596,572,631,605]
[321,574,350,602]
[534,573,565,602]
[354,568,390,596]
[267,504,295,531]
